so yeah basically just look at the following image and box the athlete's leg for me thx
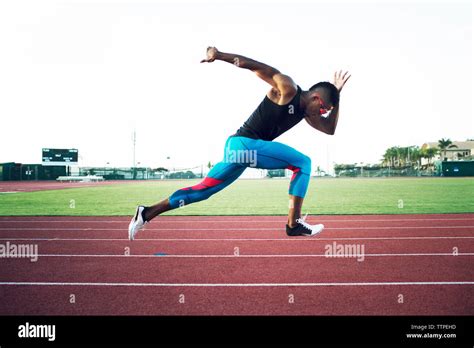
[231,136,312,227]
[129,138,246,239]
[144,162,245,221]
[288,195,304,228]
[142,197,170,221]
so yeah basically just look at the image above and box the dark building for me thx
[440,161,474,177]
[0,163,67,181]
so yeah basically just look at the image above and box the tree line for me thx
[334,138,470,174]
[381,138,459,169]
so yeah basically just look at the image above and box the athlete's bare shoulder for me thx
[266,88,281,103]
[266,84,297,105]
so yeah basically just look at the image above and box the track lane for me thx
[1,213,473,222]
[0,284,471,315]
[0,239,472,255]
[1,255,473,284]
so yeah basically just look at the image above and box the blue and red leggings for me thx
[168,136,311,209]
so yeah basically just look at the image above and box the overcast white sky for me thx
[0,0,472,173]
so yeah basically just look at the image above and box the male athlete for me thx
[129,47,350,240]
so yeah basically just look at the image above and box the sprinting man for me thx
[129,47,350,240]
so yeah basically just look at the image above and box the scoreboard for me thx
[42,148,78,165]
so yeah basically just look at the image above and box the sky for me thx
[0,0,472,174]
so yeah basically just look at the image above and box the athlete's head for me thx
[306,82,340,116]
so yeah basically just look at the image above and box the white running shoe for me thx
[128,206,147,240]
[286,213,324,237]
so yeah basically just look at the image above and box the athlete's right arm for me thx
[201,47,297,102]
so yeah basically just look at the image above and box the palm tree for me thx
[399,146,415,167]
[438,138,458,161]
[398,147,406,167]
[438,138,453,148]
[421,147,438,168]
[382,150,391,167]
[382,147,398,168]
[408,146,422,169]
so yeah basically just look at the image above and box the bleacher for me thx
[56,175,104,183]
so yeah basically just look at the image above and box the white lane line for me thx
[0,281,473,287]
[1,236,474,242]
[3,252,472,258]
[1,217,474,223]
[1,226,473,231]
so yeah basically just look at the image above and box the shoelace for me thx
[295,213,312,231]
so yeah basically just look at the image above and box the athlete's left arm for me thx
[305,71,350,135]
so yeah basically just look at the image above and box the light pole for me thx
[132,130,136,169]
[166,156,171,179]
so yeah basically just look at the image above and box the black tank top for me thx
[234,86,305,141]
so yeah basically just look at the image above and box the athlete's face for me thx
[315,93,330,115]
[307,92,332,117]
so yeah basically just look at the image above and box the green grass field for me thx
[0,177,473,216]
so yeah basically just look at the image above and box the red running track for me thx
[0,214,473,315]
[0,180,139,193]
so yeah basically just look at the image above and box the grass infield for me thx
[0,177,472,216]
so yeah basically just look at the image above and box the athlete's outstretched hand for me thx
[334,70,351,92]
[200,46,219,63]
